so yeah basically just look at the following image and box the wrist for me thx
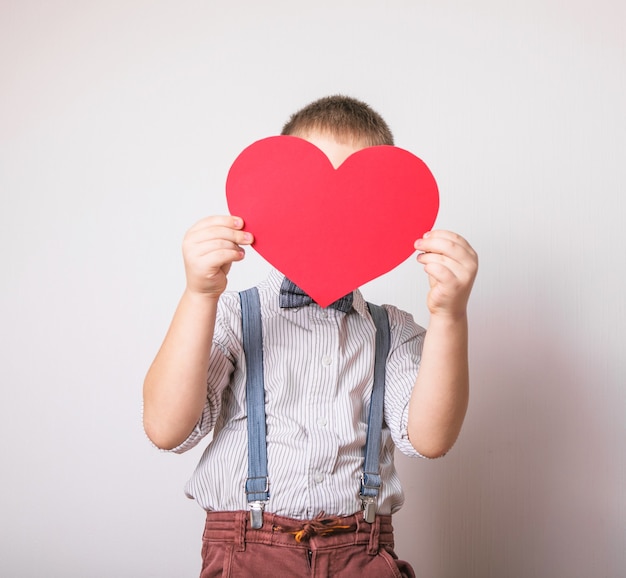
[183,286,223,306]
[428,309,468,327]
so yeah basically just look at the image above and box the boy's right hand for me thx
[182,215,253,298]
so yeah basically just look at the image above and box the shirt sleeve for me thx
[165,293,242,454]
[382,304,428,459]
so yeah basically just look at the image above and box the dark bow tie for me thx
[279,277,353,313]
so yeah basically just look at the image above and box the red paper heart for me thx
[226,136,439,307]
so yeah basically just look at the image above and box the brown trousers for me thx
[200,510,416,578]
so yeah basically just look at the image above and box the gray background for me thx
[1,1,624,576]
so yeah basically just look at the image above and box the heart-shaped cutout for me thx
[226,136,439,307]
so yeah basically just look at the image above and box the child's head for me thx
[281,95,394,148]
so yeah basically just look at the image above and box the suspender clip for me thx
[361,496,377,523]
[249,500,266,529]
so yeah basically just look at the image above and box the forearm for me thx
[143,289,220,449]
[407,312,470,458]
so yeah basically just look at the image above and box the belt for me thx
[203,510,396,553]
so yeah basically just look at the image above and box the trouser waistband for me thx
[202,510,395,555]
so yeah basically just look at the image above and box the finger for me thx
[417,251,474,285]
[417,251,459,275]
[192,238,248,259]
[416,229,472,246]
[201,246,247,266]
[187,215,249,239]
[185,223,254,247]
[187,244,246,273]
[185,218,245,246]
[415,230,475,255]
[421,261,458,286]
[416,240,471,269]
[415,233,477,270]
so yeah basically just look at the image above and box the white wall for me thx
[1,1,624,576]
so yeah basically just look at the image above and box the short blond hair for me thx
[281,95,394,147]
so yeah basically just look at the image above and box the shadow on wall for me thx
[394,291,620,577]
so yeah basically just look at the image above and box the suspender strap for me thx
[239,290,390,527]
[360,303,391,522]
[239,288,269,528]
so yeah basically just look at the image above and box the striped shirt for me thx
[171,269,426,519]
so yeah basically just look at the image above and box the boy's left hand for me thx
[414,230,478,319]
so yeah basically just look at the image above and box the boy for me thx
[143,95,478,577]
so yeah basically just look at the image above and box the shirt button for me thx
[321,355,332,366]
[317,417,328,427]
[320,309,328,319]
[314,472,324,484]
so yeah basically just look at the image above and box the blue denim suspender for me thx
[240,287,270,529]
[239,288,390,528]
[360,302,391,522]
